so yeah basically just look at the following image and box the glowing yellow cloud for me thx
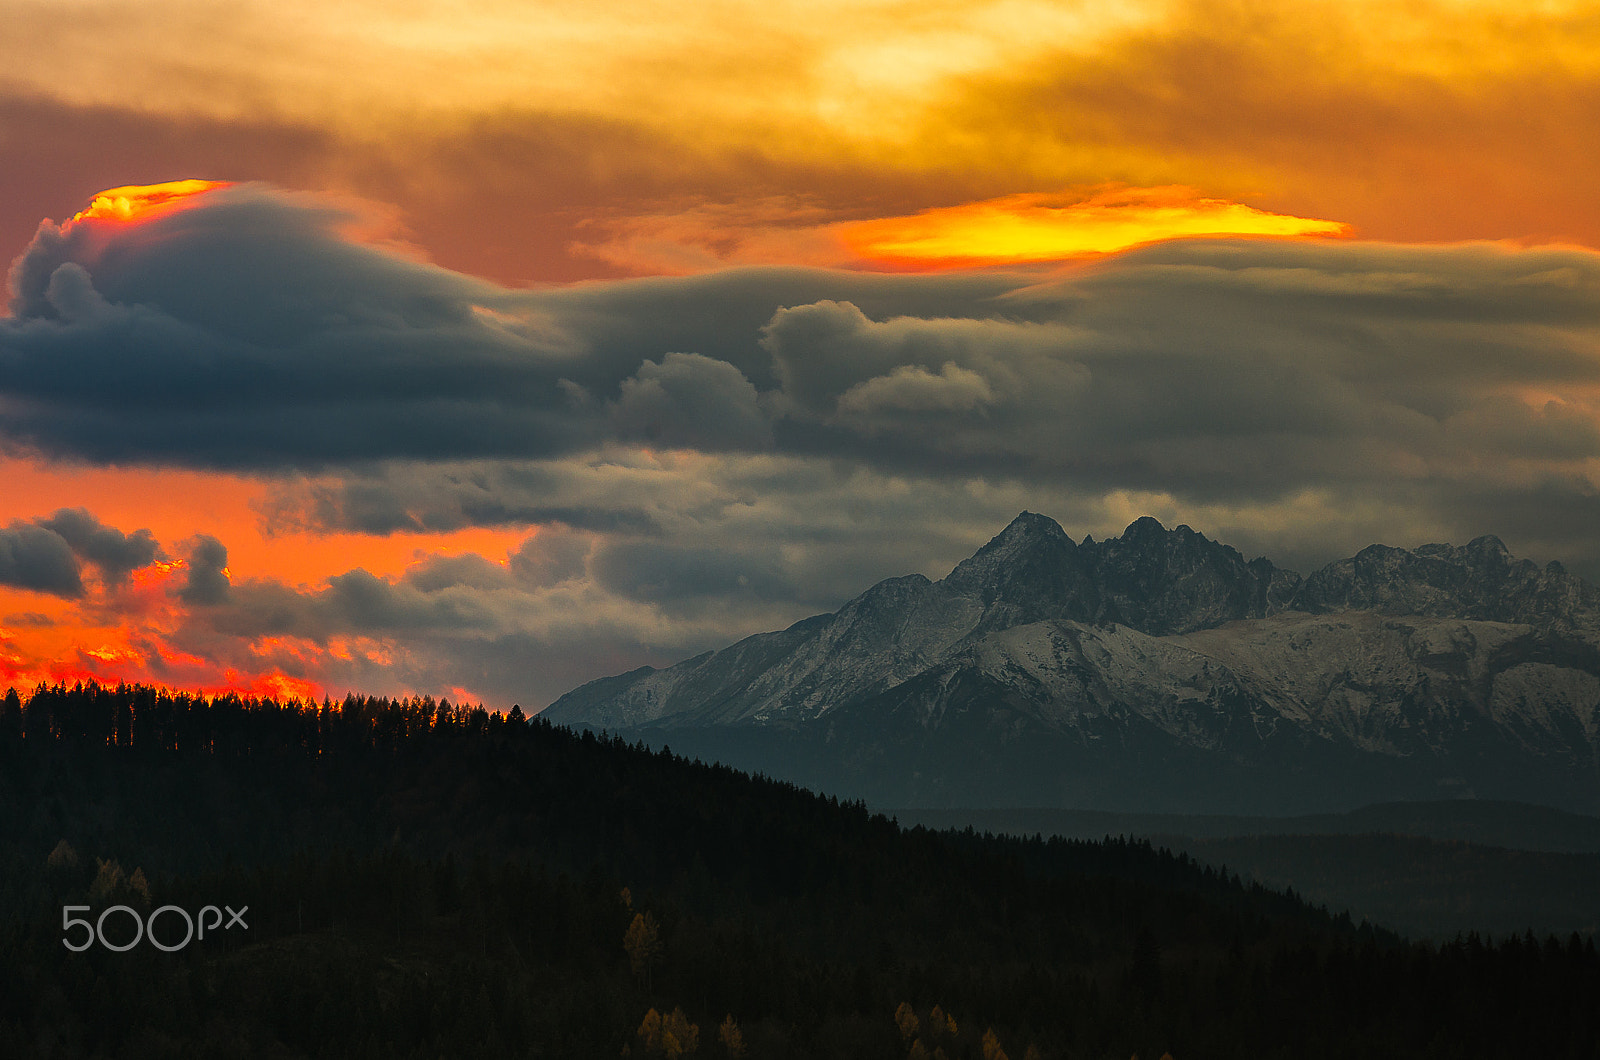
[72,180,230,224]
[842,187,1351,268]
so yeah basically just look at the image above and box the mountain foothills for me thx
[544,514,1600,814]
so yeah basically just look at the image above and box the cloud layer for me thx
[5,184,1600,705]
[6,186,1599,493]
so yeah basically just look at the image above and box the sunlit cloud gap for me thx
[842,187,1352,268]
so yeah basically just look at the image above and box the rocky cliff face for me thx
[542,514,1600,813]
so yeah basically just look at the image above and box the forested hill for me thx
[3,682,1600,1058]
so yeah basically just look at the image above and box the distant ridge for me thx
[545,513,1600,815]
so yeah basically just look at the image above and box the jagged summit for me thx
[945,511,1076,578]
[1086,516,1291,635]
[942,511,1091,628]
[1011,510,1069,534]
[1464,534,1510,556]
[942,513,1296,636]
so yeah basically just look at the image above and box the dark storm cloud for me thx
[590,539,797,604]
[0,509,163,597]
[178,535,231,605]
[259,465,667,537]
[610,353,772,450]
[38,508,161,587]
[507,527,590,588]
[0,523,84,597]
[403,553,517,594]
[322,570,502,633]
[189,558,538,647]
[265,454,1082,623]
[1,183,1032,469]
[263,452,1015,609]
[751,243,1600,498]
[2,187,598,467]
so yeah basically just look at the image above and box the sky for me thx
[1,0,1598,708]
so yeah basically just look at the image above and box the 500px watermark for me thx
[62,904,248,952]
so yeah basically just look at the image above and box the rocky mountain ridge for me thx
[543,513,1600,813]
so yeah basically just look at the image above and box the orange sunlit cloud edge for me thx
[0,455,533,707]
[0,556,464,708]
[839,186,1353,271]
[70,179,233,226]
[566,186,1358,276]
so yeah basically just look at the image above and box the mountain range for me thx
[542,513,1600,814]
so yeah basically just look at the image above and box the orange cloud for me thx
[841,186,1351,269]
[0,458,526,591]
[70,179,230,226]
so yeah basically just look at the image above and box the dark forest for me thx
[2,682,1597,1058]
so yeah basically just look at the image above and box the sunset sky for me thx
[2,0,1599,707]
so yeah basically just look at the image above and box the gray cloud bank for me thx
[7,185,1600,704]
[0,509,160,597]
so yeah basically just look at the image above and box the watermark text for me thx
[62,904,249,952]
